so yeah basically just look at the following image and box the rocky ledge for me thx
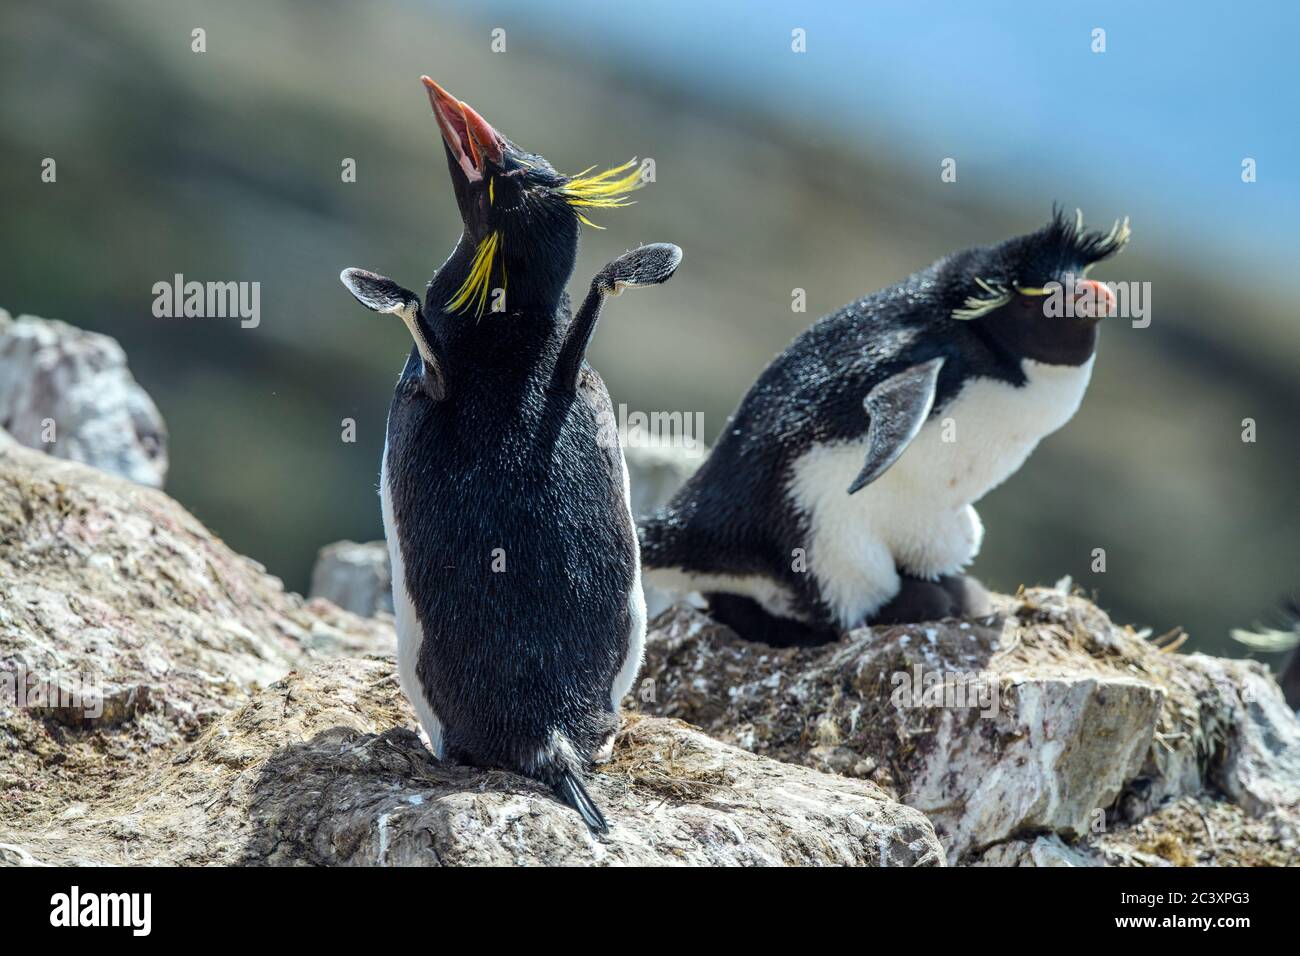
[0,435,938,866]
[0,309,167,488]
[1,419,1296,866]
[638,596,1299,865]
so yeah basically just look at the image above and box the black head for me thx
[421,77,646,319]
[938,207,1132,365]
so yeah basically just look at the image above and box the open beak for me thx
[420,76,505,183]
[1073,278,1117,320]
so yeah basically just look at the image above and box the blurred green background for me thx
[1,0,1296,656]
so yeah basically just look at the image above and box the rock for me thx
[0,309,168,487]
[309,540,393,617]
[4,399,1293,866]
[0,842,48,867]
[0,434,392,744]
[1182,654,1300,818]
[638,589,1300,865]
[0,437,939,866]
[1093,795,1299,867]
[2,659,942,866]
[973,835,1097,867]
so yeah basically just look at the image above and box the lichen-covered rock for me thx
[0,309,168,487]
[2,659,943,866]
[309,539,394,617]
[638,589,1300,865]
[0,434,392,740]
[973,834,1097,867]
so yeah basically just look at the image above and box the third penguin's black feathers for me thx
[340,77,681,834]
[640,208,1130,643]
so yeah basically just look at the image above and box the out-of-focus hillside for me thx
[1,0,1295,656]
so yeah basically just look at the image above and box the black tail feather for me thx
[552,770,609,835]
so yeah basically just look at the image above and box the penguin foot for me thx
[938,573,992,618]
[592,727,617,764]
[705,592,841,647]
[869,574,991,625]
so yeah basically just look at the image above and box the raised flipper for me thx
[846,357,945,494]
[552,243,683,392]
[340,268,447,400]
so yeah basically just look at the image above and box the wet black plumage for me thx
[342,79,680,834]
[640,208,1129,640]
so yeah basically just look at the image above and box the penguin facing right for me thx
[339,77,682,833]
[640,209,1130,645]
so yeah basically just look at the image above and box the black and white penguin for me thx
[640,209,1129,645]
[340,77,681,833]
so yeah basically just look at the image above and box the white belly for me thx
[610,448,648,709]
[790,358,1094,626]
[380,438,445,758]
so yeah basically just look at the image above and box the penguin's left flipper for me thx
[553,244,683,391]
[847,357,945,494]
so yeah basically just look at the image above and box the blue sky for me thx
[447,0,1299,282]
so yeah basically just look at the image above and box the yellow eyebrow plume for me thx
[951,277,1011,320]
[446,230,502,318]
[560,159,646,226]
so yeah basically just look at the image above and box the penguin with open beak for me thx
[639,209,1129,645]
[340,77,681,833]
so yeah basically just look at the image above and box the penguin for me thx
[339,77,682,833]
[640,208,1130,646]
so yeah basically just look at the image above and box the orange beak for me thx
[420,76,505,182]
[1074,278,1117,319]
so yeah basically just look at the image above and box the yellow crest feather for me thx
[446,230,502,318]
[560,159,646,226]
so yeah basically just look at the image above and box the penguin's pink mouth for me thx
[421,76,505,183]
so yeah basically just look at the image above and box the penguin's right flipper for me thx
[552,769,609,835]
[340,268,447,399]
[847,358,945,494]
[553,243,683,391]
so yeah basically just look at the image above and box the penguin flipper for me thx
[595,242,683,295]
[553,243,683,391]
[847,358,945,494]
[340,268,446,399]
[552,769,609,835]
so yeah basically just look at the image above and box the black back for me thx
[387,305,633,770]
